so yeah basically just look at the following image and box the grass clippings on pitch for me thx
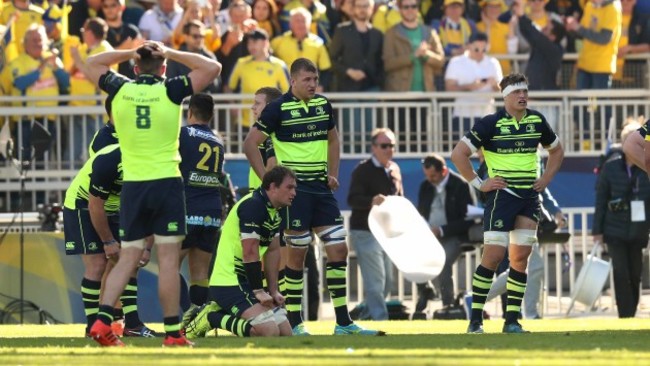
[1,318,649,366]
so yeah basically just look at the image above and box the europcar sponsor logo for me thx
[188,171,221,187]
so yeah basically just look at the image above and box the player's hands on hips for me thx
[481,176,507,192]
[328,175,339,191]
[533,177,550,192]
[270,291,285,307]
[139,248,152,267]
[104,240,120,261]
[254,290,274,308]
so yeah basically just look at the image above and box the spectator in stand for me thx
[252,0,282,38]
[0,0,44,63]
[431,0,477,57]
[171,0,221,53]
[383,0,444,93]
[444,32,502,138]
[215,0,257,91]
[1,25,69,162]
[280,0,332,44]
[565,0,621,89]
[65,18,114,165]
[383,0,444,150]
[138,0,183,45]
[329,2,384,90]
[329,0,384,148]
[614,0,650,88]
[227,29,289,128]
[511,0,565,129]
[166,20,220,93]
[593,120,650,318]
[271,7,332,91]
[102,0,143,79]
[476,0,517,75]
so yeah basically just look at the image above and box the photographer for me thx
[593,120,650,318]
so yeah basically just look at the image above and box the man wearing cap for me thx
[227,28,289,128]
[431,0,477,57]
[451,72,564,334]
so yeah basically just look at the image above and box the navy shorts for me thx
[209,285,256,317]
[120,178,187,241]
[483,190,541,232]
[182,224,220,252]
[63,207,119,255]
[282,190,344,231]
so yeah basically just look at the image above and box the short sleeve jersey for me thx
[209,189,281,286]
[98,71,193,181]
[63,144,122,214]
[248,138,276,190]
[462,108,559,199]
[89,123,118,157]
[254,91,335,193]
[179,124,225,217]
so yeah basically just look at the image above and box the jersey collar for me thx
[256,188,275,209]
[136,74,165,84]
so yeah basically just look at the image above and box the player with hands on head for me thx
[85,39,221,347]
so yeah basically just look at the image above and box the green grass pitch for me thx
[1,318,649,365]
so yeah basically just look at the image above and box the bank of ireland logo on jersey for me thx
[291,109,301,118]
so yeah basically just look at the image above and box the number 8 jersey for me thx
[99,71,194,181]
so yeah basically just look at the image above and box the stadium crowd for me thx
[2,0,648,100]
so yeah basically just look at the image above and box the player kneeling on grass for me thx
[185,166,297,337]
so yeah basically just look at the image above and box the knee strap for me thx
[317,225,347,246]
[484,231,509,247]
[510,229,538,246]
[284,232,312,248]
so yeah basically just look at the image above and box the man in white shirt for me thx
[138,0,183,45]
[444,32,502,139]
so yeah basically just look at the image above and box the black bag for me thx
[350,300,410,320]
[432,294,467,320]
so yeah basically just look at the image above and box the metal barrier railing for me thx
[1,90,649,212]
